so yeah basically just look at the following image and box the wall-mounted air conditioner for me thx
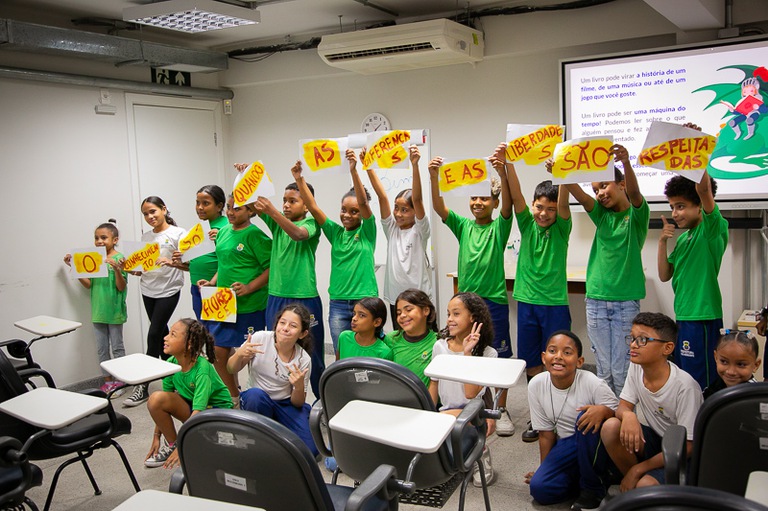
[317,18,484,75]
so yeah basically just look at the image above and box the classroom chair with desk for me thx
[601,485,768,511]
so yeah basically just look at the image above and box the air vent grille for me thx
[325,41,436,62]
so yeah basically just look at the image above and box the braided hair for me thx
[178,318,216,364]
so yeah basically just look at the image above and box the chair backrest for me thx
[601,485,768,511]
[319,357,455,488]
[0,351,39,446]
[176,409,336,511]
[690,382,768,495]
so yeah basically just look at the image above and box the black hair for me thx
[177,318,216,363]
[533,180,558,203]
[440,292,494,357]
[273,303,314,355]
[197,185,226,215]
[717,331,760,359]
[395,288,439,333]
[355,297,388,338]
[141,196,177,226]
[96,218,119,237]
[546,330,583,357]
[286,181,315,197]
[664,175,718,205]
[614,168,625,182]
[394,188,414,208]
[342,186,371,202]
[632,312,678,344]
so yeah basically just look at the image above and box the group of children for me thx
[62,131,763,506]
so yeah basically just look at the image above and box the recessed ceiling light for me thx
[123,0,260,33]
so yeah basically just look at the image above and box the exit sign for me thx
[151,68,191,87]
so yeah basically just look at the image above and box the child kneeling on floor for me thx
[525,330,618,511]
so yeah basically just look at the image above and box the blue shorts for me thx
[675,319,722,390]
[482,298,512,358]
[517,302,571,368]
[637,424,665,484]
[213,310,266,348]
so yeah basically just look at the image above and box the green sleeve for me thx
[191,367,214,411]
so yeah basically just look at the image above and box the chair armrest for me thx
[0,436,34,505]
[16,368,56,388]
[169,467,187,494]
[345,464,401,511]
[450,397,486,473]
[309,400,333,458]
[662,424,687,485]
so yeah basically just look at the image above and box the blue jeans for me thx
[240,387,318,456]
[585,298,638,396]
[93,323,125,373]
[328,299,356,355]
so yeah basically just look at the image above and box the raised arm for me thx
[492,143,525,214]
[545,159,595,212]
[347,149,373,220]
[557,184,571,220]
[657,216,675,282]
[291,161,327,226]
[361,147,391,220]
[493,152,513,220]
[256,196,309,241]
[428,157,450,221]
[696,170,716,214]
[615,145,643,208]
[410,146,426,220]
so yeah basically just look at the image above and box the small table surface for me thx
[746,471,768,506]
[14,315,82,337]
[329,400,455,454]
[0,387,107,430]
[425,354,526,389]
[112,490,265,511]
[101,353,181,385]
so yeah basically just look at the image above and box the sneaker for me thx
[99,382,111,394]
[324,456,338,473]
[103,381,127,399]
[522,421,539,442]
[496,407,516,437]
[123,383,149,407]
[144,439,176,468]
[472,447,497,487]
[570,490,604,511]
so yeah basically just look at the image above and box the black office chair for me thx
[169,408,400,511]
[0,436,42,511]
[664,382,768,497]
[0,350,139,511]
[601,485,768,511]
[0,340,40,374]
[310,358,491,511]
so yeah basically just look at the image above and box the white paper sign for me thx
[69,246,108,279]
[232,161,276,207]
[299,137,349,175]
[180,221,216,263]
[551,136,615,184]
[639,121,717,183]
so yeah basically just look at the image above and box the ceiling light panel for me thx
[123,0,260,33]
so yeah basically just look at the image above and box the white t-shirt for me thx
[620,361,702,440]
[381,215,432,304]
[139,225,186,298]
[430,338,497,411]
[243,331,311,401]
[529,369,618,439]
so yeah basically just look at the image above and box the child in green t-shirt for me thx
[428,149,515,435]
[384,289,439,387]
[659,157,728,389]
[64,220,128,396]
[338,297,393,361]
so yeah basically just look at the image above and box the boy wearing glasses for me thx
[600,312,702,491]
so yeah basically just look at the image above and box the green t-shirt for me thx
[91,252,127,324]
[215,224,272,313]
[261,214,320,299]
[338,330,394,361]
[189,215,228,284]
[514,207,572,306]
[162,356,233,411]
[320,216,377,300]
[444,210,512,304]
[586,199,649,301]
[383,330,437,387]
[669,205,729,320]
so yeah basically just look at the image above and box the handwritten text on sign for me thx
[438,158,491,197]
[70,246,107,278]
[362,130,411,170]
[505,124,564,165]
[179,223,205,253]
[302,139,346,172]
[639,121,717,183]
[551,137,615,184]
[123,243,159,272]
[233,161,275,207]
[201,287,237,323]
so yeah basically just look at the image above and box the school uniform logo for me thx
[309,314,318,328]
[236,243,245,251]
[420,350,430,360]
[681,340,694,358]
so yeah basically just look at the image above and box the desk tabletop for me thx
[112,490,265,511]
[0,387,107,430]
[329,400,455,454]
[101,353,181,384]
[14,315,82,337]
[425,354,526,389]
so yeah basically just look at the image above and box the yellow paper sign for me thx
[362,130,411,169]
[233,162,269,207]
[73,251,104,275]
[201,287,237,323]
[638,136,716,171]
[179,223,205,254]
[552,138,614,179]
[505,125,563,165]
[302,139,343,172]
[438,159,489,193]
[123,243,159,272]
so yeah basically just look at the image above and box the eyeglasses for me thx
[625,335,671,347]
